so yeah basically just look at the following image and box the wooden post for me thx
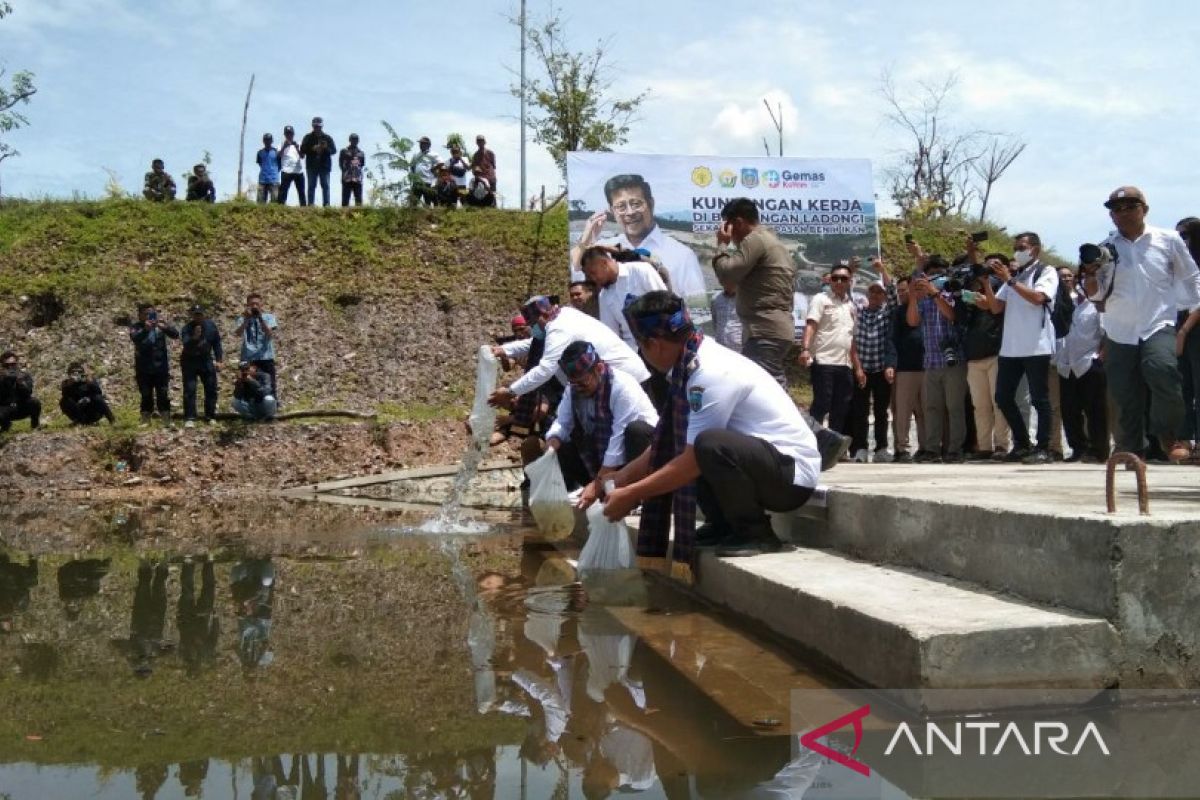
[236,74,255,199]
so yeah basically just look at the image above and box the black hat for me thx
[349,132,359,142]
[418,135,431,144]
[189,304,205,314]
[284,125,294,134]
[312,116,323,125]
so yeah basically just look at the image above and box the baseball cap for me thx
[1105,186,1147,209]
[284,125,294,134]
[510,314,527,327]
[189,304,204,314]
[419,135,431,144]
[312,116,323,125]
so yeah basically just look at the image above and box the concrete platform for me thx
[775,462,1200,688]
[695,547,1117,707]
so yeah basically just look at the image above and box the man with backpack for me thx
[978,232,1060,464]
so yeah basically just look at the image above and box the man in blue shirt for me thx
[255,133,281,204]
[905,255,967,462]
[234,293,280,401]
[180,304,223,427]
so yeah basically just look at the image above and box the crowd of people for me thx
[143,119,499,209]
[0,293,282,431]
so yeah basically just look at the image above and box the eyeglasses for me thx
[830,275,850,283]
[612,199,647,214]
[1110,203,1142,213]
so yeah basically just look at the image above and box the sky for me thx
[0,0,1197,257]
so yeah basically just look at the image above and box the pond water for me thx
[0,496,902,799]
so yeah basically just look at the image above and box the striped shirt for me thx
[917,294,963,370]
[854,285,898,373]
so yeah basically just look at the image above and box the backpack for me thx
[1032,264,1073,338]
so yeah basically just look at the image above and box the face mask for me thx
[531,323,546,340]
[1013,250,1034,268]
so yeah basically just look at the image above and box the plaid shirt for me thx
[917,294,964,370]
[853,285,898,373]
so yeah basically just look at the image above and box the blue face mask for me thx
[531,323,546,340]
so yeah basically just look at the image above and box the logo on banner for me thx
[800,705,872,777]
[718,170,737,188]
[763,169,781,188]
[691,166,712,187]
[741,168,759,189]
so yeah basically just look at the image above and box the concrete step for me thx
[694,547,1118,709]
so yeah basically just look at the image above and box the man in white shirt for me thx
[570,174,708,303]
[979,231,1059,465]
[602,292,820,560]
[408,135,440,206]
[800,263,859,433]
[545,341,659,504]
[1084,186,1200,462]
[579,246,667,349]
[488,296,649,411]
[277,125,306,207]
[1055,259,1108,462]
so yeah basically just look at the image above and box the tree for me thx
[510,12,648,177]
[369,121,415,206]
[880,69,1025,222]
[0,2,37,195]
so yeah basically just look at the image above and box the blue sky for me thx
[0,0,1195,256]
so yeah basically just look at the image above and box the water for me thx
[0,498,882,799]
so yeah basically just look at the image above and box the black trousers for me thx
[252,359,277,399]
[560,419,654,489]
[341,182,363,207]
[60,396,111,425]
[694,428,813,541]
[0,397,41,431]
[1060,362,1110,460]
[742,337,791,387]
[850,370,891,452]
[278,173,306,206]
[182,360,219,420]
[809,362,853,432]
[136,372,170,414]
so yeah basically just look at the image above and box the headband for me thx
[623,295,692,341]
[560,342,600,380]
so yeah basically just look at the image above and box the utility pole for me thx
[519,0,527,209]
[763,98,783,156]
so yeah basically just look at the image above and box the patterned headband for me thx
[560,342,600,379]
[623,295,692,341]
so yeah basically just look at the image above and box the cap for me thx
[1105,186,1147,209]
[476,134,486,143]
[834,259,850,268]
[312,116,323,125]
[284,125,295,134]
[189,304,205,314]
[349,132,359,141]
[419,135,431,144]
[510,314,527,327]
[238,360,251,369]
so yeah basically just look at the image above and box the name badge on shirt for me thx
[688,385,705,412]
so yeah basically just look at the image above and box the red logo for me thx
[800,704,871,777]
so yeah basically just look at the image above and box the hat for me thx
[349,132,359,141]
[419,135,431,144]
[834,259,850,268]
[1104,186,1147,209]
[263,132,273,141]
[238,360,251,369]
[312,116,323,125]
[476,134,486,143]
[510,314,527,327]
[560,342,600,380]
[521,295,555,323]
[189,304,205,314]
[284,125,294,134]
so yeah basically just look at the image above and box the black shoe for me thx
[892,451,913,464]
[1003,447,1032,463]
[913,450,941,464]
[1022,449,1052,465]
[818,429,852,472]
[943,451,965,464]
[966,450,992,462]
[716,536,785,558]
[695,523,732,547]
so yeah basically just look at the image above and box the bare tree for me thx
[236,74,255,199]
[972,135,1027,222]
[509,11,648,177]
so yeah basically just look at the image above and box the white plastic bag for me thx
[467,345,499,450]
[525,449,575,540]
[579,502,635,571]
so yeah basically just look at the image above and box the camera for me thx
[610,247,651,263]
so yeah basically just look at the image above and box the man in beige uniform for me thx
[711,197,796,387]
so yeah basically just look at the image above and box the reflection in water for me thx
[57,556,110,620]
[179,557,219,675]
[128,560,169,677]
[232,557,276,670]
[0,553,38,632]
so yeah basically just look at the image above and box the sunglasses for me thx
[830,275,851,283]
[1109,203,1142,213]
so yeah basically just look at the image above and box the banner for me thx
[566,153,879,313]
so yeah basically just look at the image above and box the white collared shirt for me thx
[545,368,659,468]
[598,262,667,349]
[509,307,649,396]
[592,225,708,300]
[997,260,1058,357]
[681,338,821,488]
[1055,294,1104,378]
[1103,225,1200,345]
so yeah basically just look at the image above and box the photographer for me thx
[1055,258,1109,462]
[232,362,278,421]
[905,250,967,463]
[180,304,223,427]
[979,232,1059,464]
[234,293,279,401]
[59,362,115,426]
[0,351,41,432]
[961,249,1011,460]
[129,304,179,426]
[185,164,215,203]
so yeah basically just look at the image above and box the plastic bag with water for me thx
[468,345,499,449]
[524,449,575,540]
[578,501,645,604]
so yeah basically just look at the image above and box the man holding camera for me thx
[234,293,279,402]
[300,116,336,207]
[129,304,179,426]
[0,351,40,433]
[1085,186,1200,463]
[979,232,1059,464]
[59,362,115,426]
[1056,258,1109,462]
[180,304,224,427]
[232,362,277,421]
[906,254,967,462]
